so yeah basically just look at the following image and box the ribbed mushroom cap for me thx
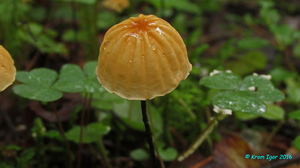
[96,14,192,100]
[0,45,16,92]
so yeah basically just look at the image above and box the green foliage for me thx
[227,51,267,76]
[13,61,100,102]
[293,136,300,151]
[18,22,68,54]
[57,0,96,4]
[65,123,110,143]
[237,37,269,50]
[13,68,63,102]
[285,78,300,103]
[130,148,149,161]
[147,0,201,14]
[200,71,284,115]
[288,110,300,121]
[1,0,298,166]
[158,146,178,161]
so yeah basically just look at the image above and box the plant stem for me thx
[52,104,73,168]
[98,139,113,168]
[141,100,158,168]
[260,119,285,154]
[77,93,88,168]
[177,113,223,162]
[85,93,93,125]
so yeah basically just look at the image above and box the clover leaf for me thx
[200,71,285,115]
[13,68,63,102]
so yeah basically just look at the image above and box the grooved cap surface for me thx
[96,14,192,100]
[0,45,16,92]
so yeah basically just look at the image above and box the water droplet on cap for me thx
[151,44,156,51]
[103,41,110,50]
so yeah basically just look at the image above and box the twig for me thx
[189,156,213,168]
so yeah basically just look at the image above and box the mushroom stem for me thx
[141,100,158,168]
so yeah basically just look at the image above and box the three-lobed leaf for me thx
[200,72,285,115]
[13,68,62,102]
[13,61,101,102]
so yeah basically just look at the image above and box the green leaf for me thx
[97,11,116,30]
[158,147,178,161]
[293,136,300,151]
[92,91,124,110]
[240,75,285,102]
[226,51,267,75]
[16,68,58,87]
[261,104,284,120]
[65,123,110,143]
[270,24,294,47]
[18,23,68,54]
[53,64,86,93]
[20,148,35,162]
[84,61,98,79]
[147,0,201,14]
[5,145,21,151]
[288,110,300,121]
[130,148,149,161]
[270,67,297,83]
[200,72,241,90]
[119,116,145,132]
[234,111,258,120]
[57,0,96,4]
[13,84,63,102]
[45,130,63,141]
[237,37,269,50]
[285,78,300,103]
[293,42,300,58]
[213,91,267,114]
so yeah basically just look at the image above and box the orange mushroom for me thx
[0,45,16,92]
[96,14,192,100]
[102,0,129,13]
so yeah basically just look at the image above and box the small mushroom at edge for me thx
[0,45,16,92]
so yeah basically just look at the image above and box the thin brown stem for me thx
[284,48,297,72]
[260,119,285,154]
[77,93,88,168]
[98,139,113,168]
[52,104,73,168]
[85,93,93,125]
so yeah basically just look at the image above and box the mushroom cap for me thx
[0,45,16,92]
[96,14,192,100]
[102,0,129,12]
